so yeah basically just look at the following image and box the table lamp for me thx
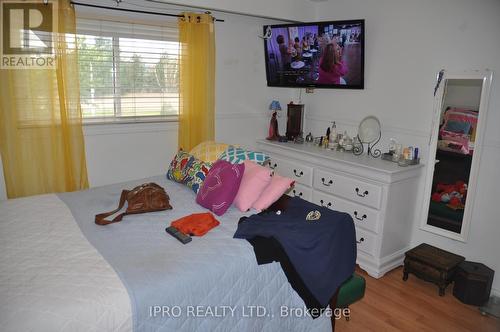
[267,100,281,141]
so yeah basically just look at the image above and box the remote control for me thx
[165,226,192,244]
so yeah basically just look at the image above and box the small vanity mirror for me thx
[421,70,493,241]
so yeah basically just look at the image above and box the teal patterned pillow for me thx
[219,146,269,165]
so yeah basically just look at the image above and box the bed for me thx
[0,176,335,331]
[438,107,478,155]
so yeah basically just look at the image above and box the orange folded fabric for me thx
[171,213,220,236]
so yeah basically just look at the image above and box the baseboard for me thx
[378,247,408,275]
[356,253,381,278]
[357,247,408,279]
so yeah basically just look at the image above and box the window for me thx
[76,19,179,122]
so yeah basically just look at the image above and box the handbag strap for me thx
[95,190,129,225]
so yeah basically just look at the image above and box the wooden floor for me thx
[335,266,500,332]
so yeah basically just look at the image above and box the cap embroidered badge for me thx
[306,210,321,221]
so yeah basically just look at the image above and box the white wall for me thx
[308,0,500,294]
[154,0,316,21]
[77,1,297,186]
[214,13,298,148]
[83,122,178,187]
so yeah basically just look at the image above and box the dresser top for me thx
[257,139,424,176]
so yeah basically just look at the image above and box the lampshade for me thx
[269,100,282,111]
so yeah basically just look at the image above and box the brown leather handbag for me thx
[95,183,172,225]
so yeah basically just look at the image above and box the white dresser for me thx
[257,140,424,278]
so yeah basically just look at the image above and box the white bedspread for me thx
[0,194,133,332]
[0,179,332,332]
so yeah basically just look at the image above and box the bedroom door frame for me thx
[419,69,493,242]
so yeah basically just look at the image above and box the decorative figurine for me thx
[266,100,282,141]
[267,111,280,140]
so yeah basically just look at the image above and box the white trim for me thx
[357,247,407,279]
[0,153,7,201]
[83,121,178,136]
[83,116,178,126]
[484,139,500,149]
[216,112,267,120]
[81,111,266,136]
[419,69,493,243]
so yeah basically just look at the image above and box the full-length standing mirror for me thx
[421,70,493,242]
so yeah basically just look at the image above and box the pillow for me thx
[196,160,245,216]
[252,174,295,212]
[233,160,272,212]
[190,141,229,163]
[166,151,194,183]
[184,158,212,194]
[219,146,269,165]
[444,120,471,134]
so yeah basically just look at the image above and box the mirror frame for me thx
[420,69,493,242]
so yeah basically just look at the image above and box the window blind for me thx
[76,18,179,121]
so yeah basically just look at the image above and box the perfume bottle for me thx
[329,121,337,144]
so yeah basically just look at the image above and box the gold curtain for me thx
[178,13,215,151]
[0,1,88,198]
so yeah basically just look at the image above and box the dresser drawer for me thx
[312,191,380,233]
[287,183,312,201]
[311,191,336,210]
[313,168,382,209]
[311,193,376,256]
[355,227,376,257]
[267,156,313,186]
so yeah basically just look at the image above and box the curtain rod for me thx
[70,1,225,22]
[145,0,301,23]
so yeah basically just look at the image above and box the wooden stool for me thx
[403,243,465,296]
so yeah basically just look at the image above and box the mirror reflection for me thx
[426,79,483,234]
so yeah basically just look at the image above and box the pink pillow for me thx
[252,174,295,211]
[233,160,272,212]
[196,160,245,216]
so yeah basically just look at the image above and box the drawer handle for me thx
[321,177,333,186]
[355,187,369,197]
[353,211,367,221]
[320,199,332,208]
[269,162,278,170]
[357,237,365,244]
[293,169,304,177]
[292,190,303,197]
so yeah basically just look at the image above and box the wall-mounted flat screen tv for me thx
[264,19,364,89]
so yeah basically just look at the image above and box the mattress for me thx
[0,176,332,332]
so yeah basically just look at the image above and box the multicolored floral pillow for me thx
[166,151,193,183]
[184,158,212,194]
[166,151,212,194]
[219,146,269,165]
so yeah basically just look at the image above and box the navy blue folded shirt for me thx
[234,197,356,308]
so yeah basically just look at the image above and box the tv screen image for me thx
[264,20,364,89]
